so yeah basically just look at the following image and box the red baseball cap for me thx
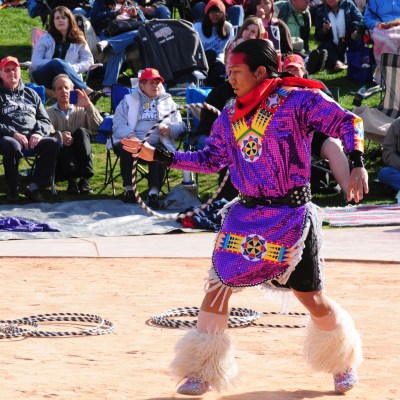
[0,56,20,69]
[205,0,226,15]
[139,68,164,83]
[283,54,304,70]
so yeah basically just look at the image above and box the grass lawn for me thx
[0,7,393,207]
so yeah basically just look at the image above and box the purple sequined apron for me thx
[212,202,307,287]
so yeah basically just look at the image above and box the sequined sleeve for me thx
[170,113,230,174]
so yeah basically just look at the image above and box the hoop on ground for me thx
[151,306,308,329]
[0,313,115,339]
[131,102,230,221]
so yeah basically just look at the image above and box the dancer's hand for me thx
[347,167,369,203]
[121,137,155,161]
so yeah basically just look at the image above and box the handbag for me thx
[106,19,145,37]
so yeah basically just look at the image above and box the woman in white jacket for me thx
[112,68,188,207]
[31,6,102,103]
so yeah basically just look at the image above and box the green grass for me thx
[0,7,393,206]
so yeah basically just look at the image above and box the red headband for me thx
[229,52,248,66]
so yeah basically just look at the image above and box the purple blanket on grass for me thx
[0,217,59,232]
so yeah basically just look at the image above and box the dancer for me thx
[122,39,368,395]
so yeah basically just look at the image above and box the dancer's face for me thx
[228,63,266,97]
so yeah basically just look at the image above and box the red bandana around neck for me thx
[230,77,326,122]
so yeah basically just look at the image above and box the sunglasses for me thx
[1,67,20,73]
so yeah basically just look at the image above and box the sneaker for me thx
[334,368,358,394]
[102,86,112,97]
[67,178,80,194]
[177,378,211,395]
[96,40,109,53]
[307,49,320,75]
[78,178,92,194]
[123,189,136,203]
[24,187,44,202]
[88,91,103,105]
[147,193,160,209]
[6,188,20,202]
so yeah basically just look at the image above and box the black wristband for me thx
[348,150,364,168]
[154,147,175,166]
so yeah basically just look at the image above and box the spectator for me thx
[194,0,235,87]
[378,118,400,204]
[192,0,244,27]
[0,56,61,202]
[46,74,103,194]
[363,0,400,83]
[31,6,102,104]
[275,0,312,56]
[112,68,187,207]
[283,53,351,196]
[314,0,362,73]
[91,0,145,96]
[254,0,293,58]
[225,17,266,75]
[136,0,171,19]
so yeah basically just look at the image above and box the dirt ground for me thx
[0,257,398,400]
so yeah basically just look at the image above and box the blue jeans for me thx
[100,30,137,87]
[378,166,400,191]
[192,3,244,26]
[31,58,88,90]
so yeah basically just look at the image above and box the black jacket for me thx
[136,19,209,83]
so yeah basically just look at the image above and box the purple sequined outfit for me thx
[172,87,364,287]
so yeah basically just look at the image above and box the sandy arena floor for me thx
[0,257,398,400]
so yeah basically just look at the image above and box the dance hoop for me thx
[131,102,230,221]
[151,307,308,329]
[0,313,115,339]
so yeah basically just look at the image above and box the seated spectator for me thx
[91,0,170,95]
[46,74,103,194]
[192,0,244,27]
[31,6,103,104]
[194,0,235,87]
[91,0,143,96]
[283,53,351,195]
[314,0,362,73]
[225,16,266,74]
[275,0,312,56]
[112,68,187,207]
[0,56,61,202]
[378,118,400,204]
[254,0,293,59]
[275,0,326,73]
[363,0,400,83]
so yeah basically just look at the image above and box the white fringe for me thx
[304,305,363,375]
[170,329,238,392]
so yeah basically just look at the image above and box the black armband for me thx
[348,150,365,168]
[154,147,175,166]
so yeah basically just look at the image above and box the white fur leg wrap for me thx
[170,329,238,392]
[304,306,363,375]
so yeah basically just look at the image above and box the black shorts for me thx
[270,222,323,292]
[311,131,329,157]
